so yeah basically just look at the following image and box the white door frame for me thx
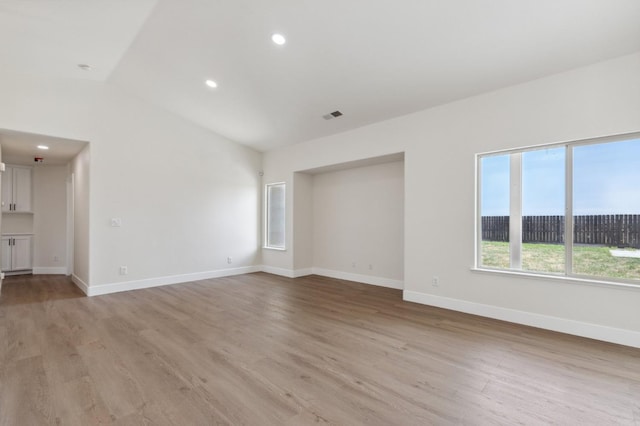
[66,172,74,276]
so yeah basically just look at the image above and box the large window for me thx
[265,182,286,249]
[477,134,640,284]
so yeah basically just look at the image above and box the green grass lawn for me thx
[481,241,640,280]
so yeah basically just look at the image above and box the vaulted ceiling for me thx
[3,1,640,152]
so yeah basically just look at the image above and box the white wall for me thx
[1,214,32,234]
[311,161,404,283]
[262,52,640,347]
[0,72,262,294]
[33,165,68,273]
[292,172,313,272]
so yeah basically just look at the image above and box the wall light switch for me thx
[110,218,122,227]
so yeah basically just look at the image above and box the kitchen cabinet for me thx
[1,165,32,213]
[1,235,32,272]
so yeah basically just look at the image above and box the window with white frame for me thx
[477,133,640,284]
[265,182,286,249]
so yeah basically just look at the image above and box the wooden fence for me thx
[482,215,640,248]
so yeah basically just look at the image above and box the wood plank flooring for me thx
[0,273,639,425]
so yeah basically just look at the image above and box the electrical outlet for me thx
[351,262,356,268]
[119,266,128,275]
[432,276,439,287]
[53,255,59,262]
[368,264,373,270]
[227,257,232,264]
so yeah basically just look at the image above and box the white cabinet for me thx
[1,235,32,272]
[1,165,32,213]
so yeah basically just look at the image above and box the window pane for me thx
[521,147,565,273]
[266,183,286,249]
[480,154,510,268]
[573,139,640,281]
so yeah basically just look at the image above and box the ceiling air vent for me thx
[323,110,343,120]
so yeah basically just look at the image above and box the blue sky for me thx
[481,138,640,216]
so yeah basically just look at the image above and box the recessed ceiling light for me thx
[271,33,286,45]
[77,64,92,71]
[205,79,218,88]
[37,145,49,150]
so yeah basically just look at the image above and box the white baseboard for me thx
[403,291,640,349]
[311,267,404,290]
[261,265,296,278]
[260,265,403,289]
[33,267,67,275]
[293,268,313,278]
[87,266,262,297]
[72,274,90,296]
[71,265,639,348]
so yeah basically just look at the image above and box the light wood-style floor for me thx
[0,273,638,425]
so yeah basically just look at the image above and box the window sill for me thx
[263,246,286,251]
[470,267,640,291]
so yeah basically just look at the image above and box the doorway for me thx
[0,129,88,292]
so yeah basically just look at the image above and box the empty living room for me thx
[1,1,639,425]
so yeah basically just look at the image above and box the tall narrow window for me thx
[265,182,286,249]
[521,147,565,274]
[477,134,640,285]
[479,154,510,269]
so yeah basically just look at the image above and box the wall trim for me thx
[87,266,262,297]
[75,266,640,347]
[33,267,68,275]
[259,266,403,289]
[261,265,297,278]
[312,267,404,289]
[403,290,640,349]
[71,274,89,296]
[261,266,313,278]
[293,268,313,278]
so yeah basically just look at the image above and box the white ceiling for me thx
[0,130,87,166]
[0,0,157,81]
[3,1,640,152]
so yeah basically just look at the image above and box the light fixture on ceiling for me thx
[271,33,286,45]
[205,79,218,89]
[37,145,49,150]
[77,64,92,71]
